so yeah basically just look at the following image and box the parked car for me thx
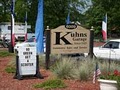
[93,39,120,60]
[0,38,10,48]
[14,37,46,53]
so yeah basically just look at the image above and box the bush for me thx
[99,61,120,73]
[50,57,96,81]
[74,65,89,81]
[73,59,95,81]
[50,58,75,79]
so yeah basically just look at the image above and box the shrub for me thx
[74,66,89,81]
[33,78,66,90]
[50,57,75,79]
[50,57,96,81]
[73,59,95,81]
[99,61,120,73]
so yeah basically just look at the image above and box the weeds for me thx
[5,67,16,73]
[0,51,14,57]
[33,78,66,90]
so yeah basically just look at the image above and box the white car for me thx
[14,37,46,53]
[93,39,120,60]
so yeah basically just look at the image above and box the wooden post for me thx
[45,26,51,69]
[35,55,44,79]
[89,26,94,58]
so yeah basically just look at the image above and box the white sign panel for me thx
[18,47,36,75]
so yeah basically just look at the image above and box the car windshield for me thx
[102,41,119,49]
[26,37,46,42]
[26,38,35,42]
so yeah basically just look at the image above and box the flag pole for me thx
[9,0,15,53]
[25,11,27,41]
[106,13,107,41]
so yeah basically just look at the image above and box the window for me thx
[26,37,35,42]
[8,26,11,30]
[103,41,119,49]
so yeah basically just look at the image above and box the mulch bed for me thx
[0,56,100,90]
[0,41,104,90]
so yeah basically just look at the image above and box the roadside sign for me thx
[17,47,36,75]
[50,25,90,54]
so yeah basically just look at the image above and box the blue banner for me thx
[35,0,44,54]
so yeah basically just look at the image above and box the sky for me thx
[79,0,92,13]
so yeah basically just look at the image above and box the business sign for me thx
[17,47,36,75]
[50,25,90,54]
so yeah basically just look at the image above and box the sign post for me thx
[89,26,94,58]
[45,26,51,69]
[45,24,93,69]
[14,46,43,80]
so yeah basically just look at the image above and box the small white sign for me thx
[18,47,36,75]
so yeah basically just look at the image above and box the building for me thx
[0,22,31,41]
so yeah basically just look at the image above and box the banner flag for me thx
[102,14,107,41]
[11,0,15,47]
[24,12,27,41]
[35,0,44,54]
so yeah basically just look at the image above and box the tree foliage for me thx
[85,0,120,38]
[0,0,11,22]
[44,0,88,29]
[0,0,89,32]
[1,0,120,38]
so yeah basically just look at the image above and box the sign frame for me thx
[14,46,43,80]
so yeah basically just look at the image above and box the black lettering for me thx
[55,32,72,45]
[26,48,30,51]
[23,52,32,55]
[21,63,34,66]
[25,56,28,59]
[71,32,87,37]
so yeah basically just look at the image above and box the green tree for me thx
[15,0,27,22]
[44,0,89,29]
[28,0,37,32]
[0,0,11,22]
[0,0,89,32]
[85,0,120,38]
